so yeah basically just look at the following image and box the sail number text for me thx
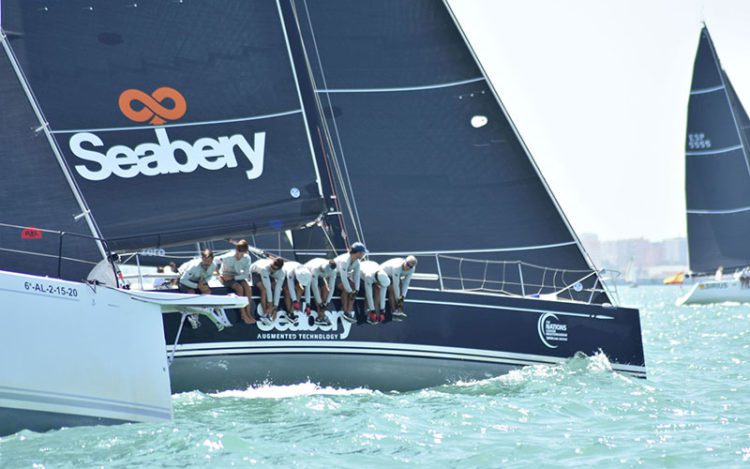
[688,133,712,150]
[24,281,79,298]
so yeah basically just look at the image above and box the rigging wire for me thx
[296,0,367,245]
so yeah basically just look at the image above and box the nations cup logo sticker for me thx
[69,86,266,182]
[537,312,568,348]
[118,87,187,125]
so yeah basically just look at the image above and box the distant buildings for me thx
[580,233,687,281]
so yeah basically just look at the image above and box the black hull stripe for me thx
[169,345,646,378]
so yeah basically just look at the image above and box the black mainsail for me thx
[685,26,750,274]
[2,0,327,252]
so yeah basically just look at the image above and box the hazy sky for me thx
[449,0,750,241]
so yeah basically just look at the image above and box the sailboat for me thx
[677,26,750,305]
[623,257,638,288]
[0,0,646,433]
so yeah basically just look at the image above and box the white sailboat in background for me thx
[623,257,638,288]
[677,26,750,306]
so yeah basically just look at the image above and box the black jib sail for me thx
[290,0,607,302]
[2,0,326,251]
[685,26,750,274]
[0,33,103,281]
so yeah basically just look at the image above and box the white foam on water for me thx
[210,381,374,399]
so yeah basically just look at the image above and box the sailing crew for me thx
[178,249,216,329]
[178,249,216,295]
[361,260,391,324]
[335,242,367,323]
[251,257,285,323]
[303,257,338,326]
[215,240,254,324]
[382,255,417,321]
[281,261,313,321]
[740,267,750,288]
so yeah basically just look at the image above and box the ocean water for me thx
[2,286,749,468]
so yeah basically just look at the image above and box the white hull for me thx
[676,278,750,305]
[0,269,249,436]
[0,270,174,435]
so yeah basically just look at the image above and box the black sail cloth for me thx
[291,0,606,303]
[1,0,325,252]
[685,27,750,273]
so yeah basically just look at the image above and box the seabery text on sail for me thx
[69,127,266,181]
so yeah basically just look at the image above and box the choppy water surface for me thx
[2,286,749,467]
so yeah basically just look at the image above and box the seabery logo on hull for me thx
[256,310,354,340]
[69,87,265,181]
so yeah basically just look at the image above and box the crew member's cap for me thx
[351,242,368,254]
[376,271,391,287]
[405,255,418,268]
[295,266,312,287]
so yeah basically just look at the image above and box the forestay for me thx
[2,0,325,251]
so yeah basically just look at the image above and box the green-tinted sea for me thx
[1,286,749,467]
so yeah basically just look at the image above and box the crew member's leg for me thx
[387,284,396,311]
[253,273,268,316]
[374,283,385,323]
[283,283,293,314]
[269,281,278,320]
[239,280,255,323]
[337,281,350,312]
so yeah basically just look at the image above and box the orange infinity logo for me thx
[118,87,187,125]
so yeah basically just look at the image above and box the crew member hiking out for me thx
[281,261,313,324]
[382,255,417,321]
[179,249,216,295]
[251,257,284,324]
[335,242,367,323]
[178,249,216,328]
[304,257,337,326]
[361,260,391,324]
[215,240,254,324]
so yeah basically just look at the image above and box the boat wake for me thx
[206,382,374,400]
[427,351,633,397]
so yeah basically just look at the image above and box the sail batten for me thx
[686,144,743,156]
[315,77,486,94]
[48,109,305,135]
